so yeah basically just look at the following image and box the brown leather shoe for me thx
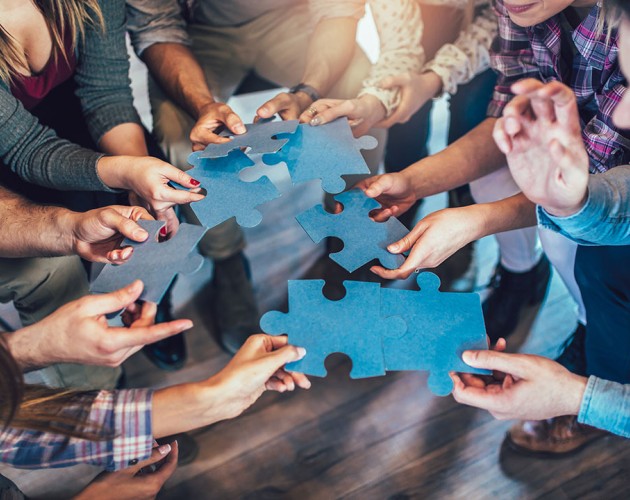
[504,415,607,457]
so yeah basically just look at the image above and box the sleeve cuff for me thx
[358,87,398,117]
[110,389,154,471]
[578,376,630,438]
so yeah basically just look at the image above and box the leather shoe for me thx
[483,255,551,342]
[505,415,607,457]
[143,288,187,371]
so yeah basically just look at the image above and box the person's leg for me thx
[0,255,120,389]
[147,24,257,352]
[469,167,549,341]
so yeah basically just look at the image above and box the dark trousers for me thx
[575,245,630,383]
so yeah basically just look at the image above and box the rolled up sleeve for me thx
[578,376,630,438]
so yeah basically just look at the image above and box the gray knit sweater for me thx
[0,0,141,192]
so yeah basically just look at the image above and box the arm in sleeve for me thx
[357,0,424,116]
[0,390,154,471]
[424,3,498,96]
[0,86,110,191]
[578,376,630,438]
[486,0,540,117]
[537,166,630,246]
[74,0,142,145]
[126,0,191,57]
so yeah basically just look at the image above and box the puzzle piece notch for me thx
[296,189,408,272]
[183,149,281,229]
[194,119,299,159]
[261,280,407,379]
[261,117,378,194]
[90,220,207,304]
[381,272,490,397]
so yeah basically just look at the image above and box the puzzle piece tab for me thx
[261,280,406,379]
[184,149,281,229]
[197,119,299,159]
[381,272,490,396]
[296,189,408,272]
[90,220,207,304]
[262,118,377,194]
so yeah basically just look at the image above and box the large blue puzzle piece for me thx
[296,189,408,272]
[381,272,491,396]
[184,149,281,229]
[90,220,207,304]
[261,118,378,194]
[197,119,299,158]
[260,280,407,379]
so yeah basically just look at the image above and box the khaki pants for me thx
[149,3,386,260]
[0,255,120,390]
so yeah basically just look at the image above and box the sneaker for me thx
[505,415,607,457]
[483,255,551,343]
[211,252,260,354]
[143,286,187,371]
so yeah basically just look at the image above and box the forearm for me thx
[0,187,77,258]
[578,376,630,438]
[2,326,51,371]
[301,17,358,96]
[470,193,538,240]
[99,123,149,157]
[403,118,505,199]
[152,380,229,437]
[142,43,214,120]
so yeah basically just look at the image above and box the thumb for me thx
[102,210,149,243]
[363,175,392,199]
[84,280,144,316]
[388,222,427,254]
[462,350,528,378]
[261,345,306,374]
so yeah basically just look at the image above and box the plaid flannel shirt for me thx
[0,389,153,472]
[488,0,630,173]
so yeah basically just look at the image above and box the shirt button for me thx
[128,458,139,466]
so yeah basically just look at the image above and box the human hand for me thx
[304,94,387,137]
[128,192,180,237]
[451,349,588,421]
[370,206,479,280]
[97,156,205,217]
[208,334,311,420]
[377,71,443,128]
[190,101,246,152]
[356,172,418,222]
[256,91,314,121]
[69,205,153,264]
[12,280,192,369]
[492,79,589,217]
[73,442,178,500]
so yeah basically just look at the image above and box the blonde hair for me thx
[0,0,104,84]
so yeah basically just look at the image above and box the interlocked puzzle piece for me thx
[197,119,299,159]
[381,272,491,396]
[261,117,378,194]
[260,280,407,379]
[90,220,207,304]
[184,149,281,229]
[296,189,408,272]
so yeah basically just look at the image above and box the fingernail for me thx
[190,178,200,186]
[235,125,246,134]
[158,443,171,455]
[297,347,306,358]
[462,351,473,363]
[310,117,321,126]
[121,247,133,259]
[134,229,148,240]
[159,226,167,236]
[388,244,399,252]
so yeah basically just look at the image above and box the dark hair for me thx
[0,338,104,440]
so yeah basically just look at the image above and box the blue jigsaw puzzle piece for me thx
[261,280,407,379]
[184,149,281,229]
[90,220,207,304]
[296,189,408,272]
[381,272,491,396]
[261,117,377,194]
[197,119,299,158]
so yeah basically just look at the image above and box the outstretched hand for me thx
[492,79,589,217]
[190,101,246,151]
[305,94,386,137]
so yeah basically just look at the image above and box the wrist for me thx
[545,190,589,218]
[196,99,218,120]
[565,374,588,416]
[422,70,443,99]
[4,326,53,371]
[96,156,132,191]
[359,93,387,123]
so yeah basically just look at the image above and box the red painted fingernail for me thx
[190,178,200,186]
[159,226,167,236]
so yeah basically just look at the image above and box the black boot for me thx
[142,283,187,371]
[211,252,260,354]
[483,255,551,343]
[555,323,587,376]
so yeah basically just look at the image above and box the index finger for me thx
[257,93,292,119]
